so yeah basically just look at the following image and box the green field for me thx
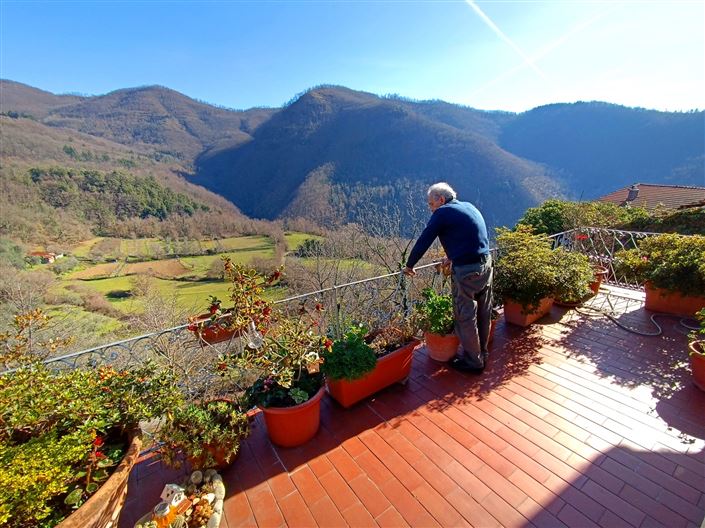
[46,233,328,345]
[284,232,321,251]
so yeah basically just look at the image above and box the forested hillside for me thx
[499,102,704,198]
[2,80,703,240]
[194,87,561,230]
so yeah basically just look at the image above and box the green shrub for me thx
[613,233,705,296]
[415,288,454,335]
[552,249,594,304]
[494,226,558,313]
[159,399,249,470]
[517,199,648,235]
[321,325,377,381]
[0,362,182,527]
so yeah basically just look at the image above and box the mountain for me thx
[0,79,84,119]
[0,80,277,161]
[193,87,561,229]
[499,102,705,199]
[1,80,703,238]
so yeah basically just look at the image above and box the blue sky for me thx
[1,1,703,112]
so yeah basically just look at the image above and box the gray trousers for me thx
[451,257,493,368]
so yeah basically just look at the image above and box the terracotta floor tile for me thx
[339,501,379,527]
[277,490,317,527]
[377,478,439,527]
[374,507,411,528]
[347,475,392,519]
[307,496,347,527]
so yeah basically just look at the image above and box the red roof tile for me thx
[598,183,705,210]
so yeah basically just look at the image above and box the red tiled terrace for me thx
[121,287,705,528]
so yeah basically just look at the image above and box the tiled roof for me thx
[597,183,705,210]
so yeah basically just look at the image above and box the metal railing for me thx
[4,226,664,380]
[549,226,659,289]
[5,262,448,390]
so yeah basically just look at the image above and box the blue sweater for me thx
[406,199,489,269]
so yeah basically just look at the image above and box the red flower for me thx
[315,303,323,312]
[576,234,589,241]
[92,436,104,448]
[94,451,107,460]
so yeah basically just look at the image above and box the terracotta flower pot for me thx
[644,283,705,316]
[589,265,609,295]
[56,430,141,528]
[187,442,239,470]
[260,386,325,447]
[503,297,553,327]
[689,341,705,392]
[189,312,243,344]
[489,317,498,343]
[327,339,420,408]
[424,332,459,362]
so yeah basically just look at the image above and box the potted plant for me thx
[0,357,180,528]
[614,233,705,315]
[589,262,609,295]
[188,261,276,344]
[494,226,558,326]
[158,398,250,470]
[415,287,458,361]
[323,317,420,408]
[689,308,705,392]
[225,304,328,448]
[552,248,594,307]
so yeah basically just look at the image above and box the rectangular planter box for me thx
[503,297,553,327]
[644,283,705,316]
[326,339,420,408]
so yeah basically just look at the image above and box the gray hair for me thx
[427,182,457,202]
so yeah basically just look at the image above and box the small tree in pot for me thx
[494,226,558,326]
[415,288,458,361]
[614,233,705,315]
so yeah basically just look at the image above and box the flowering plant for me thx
[227,303,329,408]
[188,260,277,341]
[613,233,705,296]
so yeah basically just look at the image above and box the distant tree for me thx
[49,256,78,275]
[0,238,26,269]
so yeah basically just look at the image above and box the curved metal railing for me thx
[4,227,665,378]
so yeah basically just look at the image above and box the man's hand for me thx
[403,266,416,277]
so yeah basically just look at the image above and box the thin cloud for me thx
[464,0,546,79]
[468,3,622,103]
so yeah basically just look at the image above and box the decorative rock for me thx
[213,481,225,500]
[206,511,222,528]
[203,493,215,504]
[204,469,217,482]
[190,471,203,485]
